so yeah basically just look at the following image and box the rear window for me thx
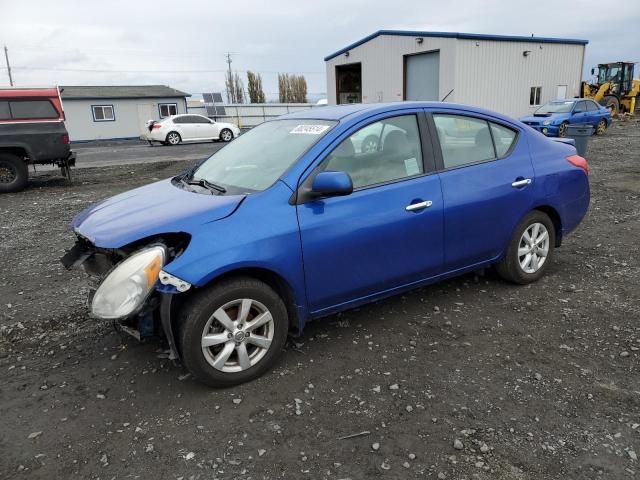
[9,100,59,119]
[0,101,10,120]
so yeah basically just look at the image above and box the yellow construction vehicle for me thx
[581,62,640,116]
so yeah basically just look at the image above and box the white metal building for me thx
[324,30,588,117]
[60,85,190,141]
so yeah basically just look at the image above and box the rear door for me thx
[429,111,535,271]
[177,115,199,140]
[297,111,444,314]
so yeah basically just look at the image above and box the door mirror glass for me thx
[311,171,353,198]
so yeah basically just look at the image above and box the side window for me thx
[433,115,496,168]
[194,115,211,124]
[92,105,115,122]
[575,101,588,113]
[159,103,177,118]
[490,123,517,157]
[586,101,598,112]
[0,101,10,120]
[10,100,59,119]
[320,115,423,189]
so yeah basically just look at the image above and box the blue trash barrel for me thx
[565,125,593,157]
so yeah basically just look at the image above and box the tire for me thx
[557,122,568,138]
[178,277,289,387]
[166,131,181,145]
[496,210,556,285]
[0,153,28,193]
[219,129,233,142]
[601,95,620,117]
[595,118,607,135]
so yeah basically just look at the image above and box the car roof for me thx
[279,101,518,125]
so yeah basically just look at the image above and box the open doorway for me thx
[336,63,361,104]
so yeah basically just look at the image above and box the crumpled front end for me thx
[61,232,192,359]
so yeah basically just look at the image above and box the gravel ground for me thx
[1,120,639,479]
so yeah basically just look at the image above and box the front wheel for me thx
[496,210,556,284]
[595,119,607,135]
[219,128,233,142]
[178,277,289,387]
[557,122,568,138]
[0,153,28,193]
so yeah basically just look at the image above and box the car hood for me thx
[71,178,245,248]
[520,112,569,123]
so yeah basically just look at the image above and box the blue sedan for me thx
[62,102,590,387]
[520,98,611,137]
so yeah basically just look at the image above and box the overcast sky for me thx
[1,0,638,101]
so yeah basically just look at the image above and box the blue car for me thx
[62,102,590,387]
[520,98,611,137]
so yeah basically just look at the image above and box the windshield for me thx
[598,64,621,84]
[535,101,575,114]
[191,119,336,192]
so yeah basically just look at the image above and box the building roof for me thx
[324,30,589,61]
[60,85,191,100]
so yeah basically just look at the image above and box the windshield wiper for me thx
[186,177,227,194]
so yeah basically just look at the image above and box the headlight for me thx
[543,120,551,126]
[91,246,165,319]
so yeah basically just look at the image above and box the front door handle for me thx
[405,200,432,212]
[511,178,532,188]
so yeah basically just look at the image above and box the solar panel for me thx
[203,92,226,117]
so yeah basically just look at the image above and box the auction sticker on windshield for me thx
[290,125,330,135]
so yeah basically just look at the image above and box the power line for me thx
[10,66,325,75]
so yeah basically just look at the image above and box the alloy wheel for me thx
[518,222,550,274]
[596,120,606,135]
[168,133,180,145]
[201,298,274,373]
[558,123,567,137]
[221,130,233,142]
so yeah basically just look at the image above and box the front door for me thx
[431,112,535,271]
[297,112,444,314]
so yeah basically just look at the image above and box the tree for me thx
[225,71,245,104]
[278,73,308,103]
[247,71,266,103]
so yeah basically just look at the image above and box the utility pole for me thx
[4,45,14,86]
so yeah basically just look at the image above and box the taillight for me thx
[62,134,70,145]
[152,123,162,129]
[566,155,589,176]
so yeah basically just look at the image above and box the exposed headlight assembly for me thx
[91,246,165,319]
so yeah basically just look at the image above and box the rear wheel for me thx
[557,122,569,137]
[178,277,289,387]
[496,210,556,284]
[0,153,28,193]
[166,131,181,145]
[219,129,233,142]
[595,119,607,135]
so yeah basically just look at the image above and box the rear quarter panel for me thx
[0,121,70,163]
[526,132,590,238]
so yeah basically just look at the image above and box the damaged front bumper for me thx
[61,236,191,360]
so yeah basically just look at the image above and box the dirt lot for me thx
[1,121,639,479]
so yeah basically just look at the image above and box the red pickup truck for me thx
[0,87,75,193]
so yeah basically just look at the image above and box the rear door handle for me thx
[511,178,532,188]
[405,200,432,212]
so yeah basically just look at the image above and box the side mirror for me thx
[311,171,353,198]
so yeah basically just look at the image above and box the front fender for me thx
[163,181,309,326]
